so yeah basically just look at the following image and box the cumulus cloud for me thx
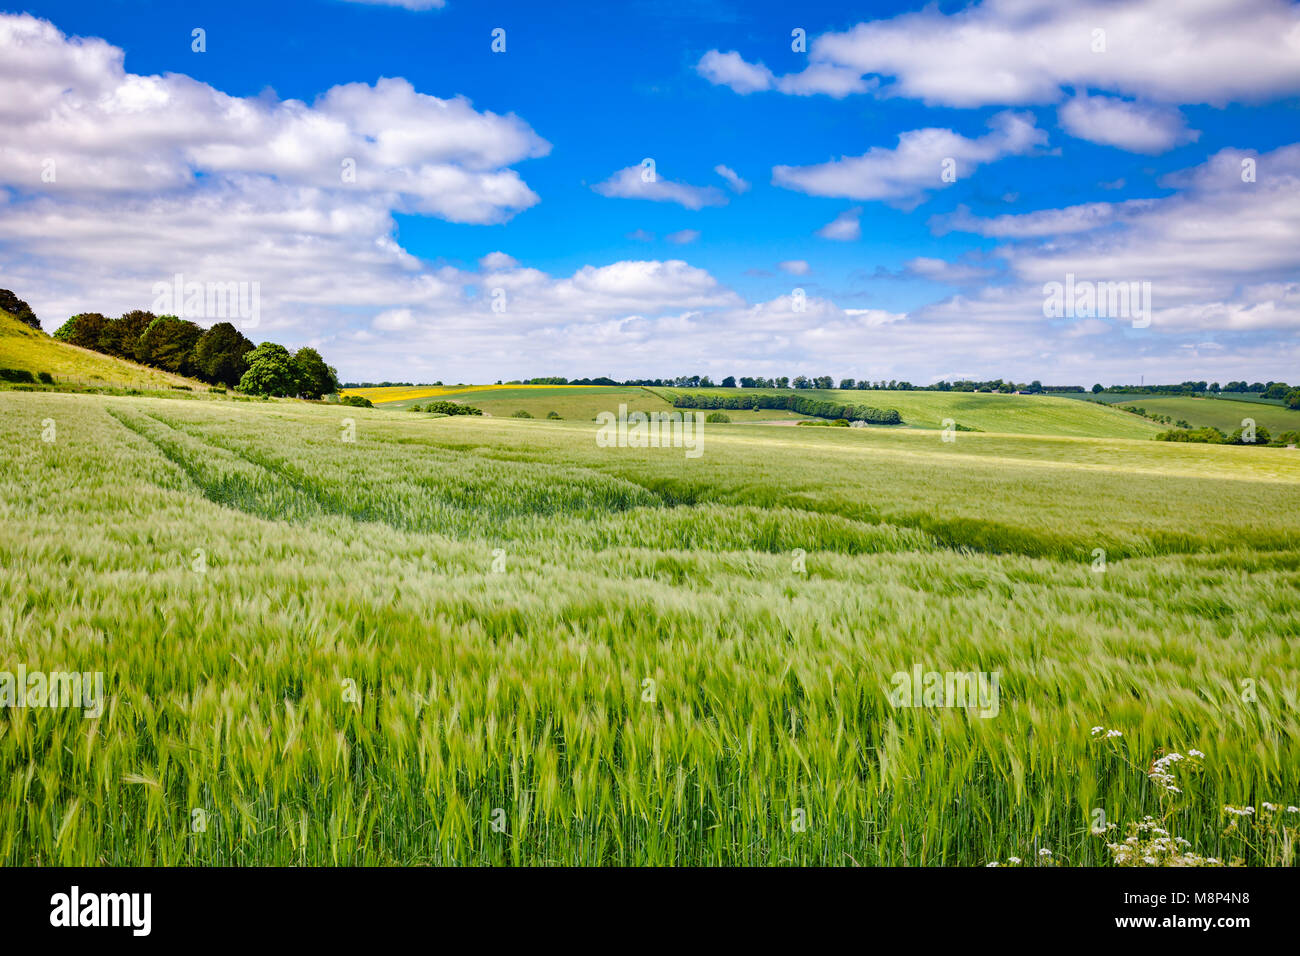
[373,308,418,330]
[0,16,548,223]
[931,200,1154,238]
[816,208,862,240]
[903,257,994,283]
[695,49,874,98]
[714,164,750,193]
[592,164,726,209]
[923,144,1300,334]
[666,229,700,244]
[1058,94,1198,153]
[696,50,775,95]
[479,251,519,270]
[774,111,1046,206]
[4,12,1299,385]
[698,1,1300,108]
[778,260,810,276]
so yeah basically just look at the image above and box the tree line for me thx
[672,391,902,424]
[52,310,338,398]
[515,375,1049,393]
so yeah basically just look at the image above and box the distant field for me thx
[660,387,1162,438]
[0,310,203,389]
[359,384,1165,436]
[1082,396,1300,434]
[340,383,608,406]
[1064,391,1284,406]
[349,383,810,421]
[4,390,1298,866]
[400,385,665,420]
[457,385,809,422]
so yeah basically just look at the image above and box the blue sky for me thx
[3,0,1300,383]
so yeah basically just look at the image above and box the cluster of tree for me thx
[411,401,483,416]
[52,310,339,398]
[1,368,55,384]
[1155,425,1299,446]
[1090,381,1295,401]
[0,290,40,330]
[1219,381,1296,396]
[1118,406,1193,428]
[673,391,901,424]
[520,376,660,386]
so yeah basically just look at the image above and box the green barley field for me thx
[2,389,1299,866]
[1081,394,1300,436]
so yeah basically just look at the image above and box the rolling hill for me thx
[343,383,1163,436]
[658,387,1164,438]
[1091,395,1300,435]
[0,308,205,389]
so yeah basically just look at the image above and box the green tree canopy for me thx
[54,312,109,349]
[194,322,255,387]
[137,315,202,374]
[98,310,157,360]
[237,342,297,396]
[291,347,339,399]
[0,289,40,330]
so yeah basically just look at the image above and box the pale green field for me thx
[660,387,1163,438]
[372,384,810,422]
[1,391,1298,866]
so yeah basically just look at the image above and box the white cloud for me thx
[699,1,1300,108]
[626,229,655,242]
[714,164,750,193]
[778,260,810,276]
[1058,94,1198,153]
[373,308,417,330]
[592,165,726,209]
[925,144,1300,333]
[4,12,1299,385]
[816,208,862,241]
[774,111,1046,206]
[666,229,700,244]
[932,200,1154,238]
[695,49,875,98]
[695,50,774,94]
[776,63,876,98]
[0,15,548,223]
[479,251,519,270]
[904,257,993,283]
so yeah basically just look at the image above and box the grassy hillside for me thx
[1065,391,1285,407]
[661,387,1163,438]
[0,309,204,389]
[1097,395,1300,435]
[3,389,1298,866]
